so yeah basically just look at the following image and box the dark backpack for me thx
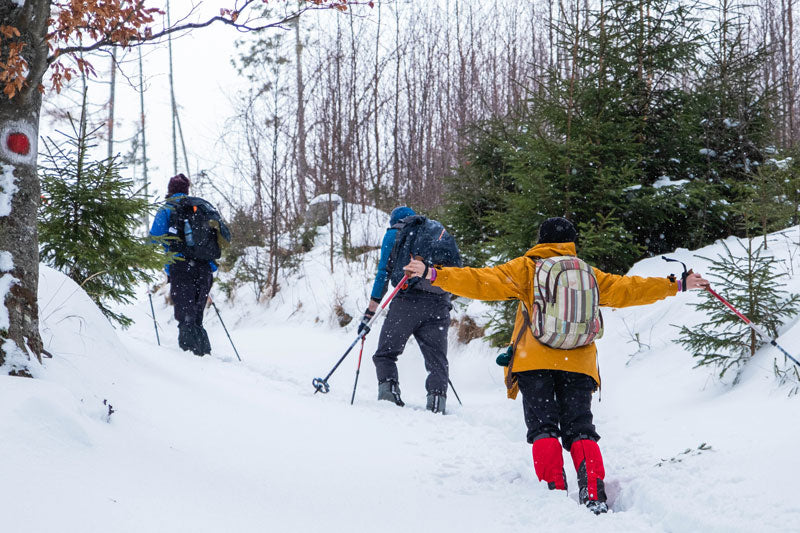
[387,215,462,291]
[168,196,231,262]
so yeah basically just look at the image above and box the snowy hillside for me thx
[3,205,800,532]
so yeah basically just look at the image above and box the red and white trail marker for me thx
[1,121,37,165]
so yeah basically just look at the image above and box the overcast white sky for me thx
[40,0,305,200]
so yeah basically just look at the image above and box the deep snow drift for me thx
[2,204,800,532]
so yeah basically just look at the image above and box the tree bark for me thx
[107,47,117,160]
[0,0,50,369]
[788,0,796,147]
[138,46,150,232]
[295,8,309,210]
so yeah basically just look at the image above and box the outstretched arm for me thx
[404,257,529,302]
[595,268,710,308]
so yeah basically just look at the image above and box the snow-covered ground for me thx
[3,206,800,532]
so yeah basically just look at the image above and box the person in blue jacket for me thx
[150,174,220,356]
[359,206,452,414]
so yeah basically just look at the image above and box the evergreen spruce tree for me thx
[39,96,165,327]
[677,239,799,380]
[441,120,520,267]
[443,0,714,274]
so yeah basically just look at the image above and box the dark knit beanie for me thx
[167,173,190,197]
[537,217,577,244]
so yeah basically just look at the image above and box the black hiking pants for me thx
[170,259,213,355]
[517,369,600,450]
[372,291,451,395]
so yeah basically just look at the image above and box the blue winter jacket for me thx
[150,193,218,275]
[369,207,416,301]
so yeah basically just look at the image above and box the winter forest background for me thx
[2,1,800,529]
[49,0,800,256]
[40,0,800,349]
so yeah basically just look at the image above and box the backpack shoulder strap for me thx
[168,196,190,224]
[384,227,405,282]
[505,304,531,389]
[385,215,420,271]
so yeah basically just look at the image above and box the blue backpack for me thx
[387,215,462,291]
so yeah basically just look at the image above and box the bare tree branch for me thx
[47,2,365,63]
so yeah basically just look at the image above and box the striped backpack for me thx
[530,256,604,349]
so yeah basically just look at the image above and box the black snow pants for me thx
[170,258,213,356]
[372,290,451,395]
[517,369,600,450]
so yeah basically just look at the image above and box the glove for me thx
[358,308,375,335]
[496,346,513,367]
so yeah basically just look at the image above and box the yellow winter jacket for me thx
[432,242,678,399]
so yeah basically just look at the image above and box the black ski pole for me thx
[350,338,366,405]
[448,378,463,406]
[210,298,242,362]
[313,274,409,395]
[148,292,160,346]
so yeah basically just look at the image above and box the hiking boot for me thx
[193,325,211,356]
[426,393,446,414]
[570,438,607,513]
[377,380,405,406]
[178,322,198,353]
[584,498,608,515]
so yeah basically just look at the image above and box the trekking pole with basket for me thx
[314,274,409,395]
[663,256,800,369]
[209,296,242,362]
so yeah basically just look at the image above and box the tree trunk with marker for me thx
[0,0,49,369]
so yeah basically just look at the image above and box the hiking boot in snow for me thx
[178,322,199,354]
[426,393,446,414]
[570,438,607,512]
[193,325,211,356]
[584,498,608,515]
[377,380,405,406]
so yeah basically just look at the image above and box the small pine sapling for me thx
[677,239,800,381]
[39,99,166,327]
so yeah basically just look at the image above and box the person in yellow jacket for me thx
[404,217,709,514]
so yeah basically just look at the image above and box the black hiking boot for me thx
[583,497,609,515]
[572,438,608,515]
[178,322,199,353]
[426,393,446,414]
[193,325,211,356]
[377,380,405,406]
